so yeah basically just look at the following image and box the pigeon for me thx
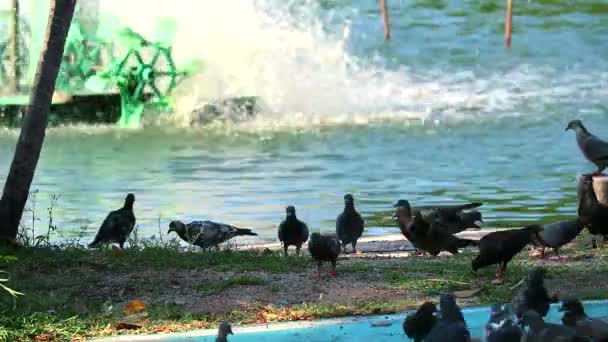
[168,220,258,251]
[88,193,136,249]
[485,303,523,342]
[472,225,542,281]
[336,194,365,253]
[560,298,608,341]
[393,200,478,256]
[425,293,471,342]
[514,267,559,319]
[521,310,591,342]
[393,199,483,235]
[216,322,233,342]
[278,206,309,256]
[403,302,438,342]
[577,174,608,248]
[307,232,341,278]
[566,119,608,175]
[532,219,587,258]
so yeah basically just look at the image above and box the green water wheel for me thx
[113,43,183,104]
[57,23,114,92]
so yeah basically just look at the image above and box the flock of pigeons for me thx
[404,267,608,341]
[84,119,608,341]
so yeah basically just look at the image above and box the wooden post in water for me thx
[576,174,608,210]
[505,0,513,48]
[8,0,21,92]
[379,0,391,41]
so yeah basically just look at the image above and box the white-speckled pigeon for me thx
[566,119,608,175]
[168,220,257,250]
[485,303,522,342]
[88,193,136,249]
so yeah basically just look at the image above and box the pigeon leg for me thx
[352,241,359,254]
[592,238,598,249]
[119,241,125,249]
[283,244,288,257]
[539,247,546,259]
[295,245,301,257]
[330,260,337,277]
[554,248,559,257]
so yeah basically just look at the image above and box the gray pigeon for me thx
[308,232,341,278]
[514,267,559,319]
[216,322,233,342]
[521,310,591,342]
[336,194,365,253]
[560,299,608,341]
[278,206,309,256]
[485,303,522,342]
[566,119,608,175]
[533,218,587,258]
[424,293,471,342]
[88,193,136,249]
[168,220,258,250]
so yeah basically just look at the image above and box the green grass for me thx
[197,276,266,295]
[2,243,608,341]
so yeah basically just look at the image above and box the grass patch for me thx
[197,276,266,295]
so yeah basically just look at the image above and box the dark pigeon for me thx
[472,225,542,281]
[393,199,482,235]
[216,322,233,342]
[278,206,309,256]
[521,310,591,342]
[393,200,478,256]
[577,174,608,248]
[533,219,587,258]
[514,267,559,319]
[336,194,365,253]
[403,302,438,342]
[485,303,522,342]
[425,293,471,342]
[560,299,608,341]
[307,232,341,278]
[88,193,136,249]
[566,119,608,175]
[168,220,258,251]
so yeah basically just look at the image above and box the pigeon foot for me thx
[330,271,337,277]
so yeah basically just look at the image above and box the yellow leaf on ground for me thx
[124,299,146,315]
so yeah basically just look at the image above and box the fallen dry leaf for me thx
[32,334,54,341]
[124,299,146,315]
[114,322,145,330]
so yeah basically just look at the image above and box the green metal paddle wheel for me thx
[85,26,190,128]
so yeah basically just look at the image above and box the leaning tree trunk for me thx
[0,0,77,243]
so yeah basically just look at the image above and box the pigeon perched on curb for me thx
[472,225,542,281]
[394,200,478,256]
[532,219,587,258]
[278,206,309,256]
[521,310,591,342]
[168,220,258,250]
[403,302,438,342]
[336,194,365,253]
[566,119,608,175]
[560,298,608,341]
[216,322,233,342]
[485,303,522,342]
[425,293,471,342]
[577,174,608,248]
[514,268,559,319]
[308,232,341,278]
[89,193,136,249]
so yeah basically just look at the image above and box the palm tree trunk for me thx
[0,0,77,243]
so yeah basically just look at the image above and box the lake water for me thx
[0,0,607,244]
